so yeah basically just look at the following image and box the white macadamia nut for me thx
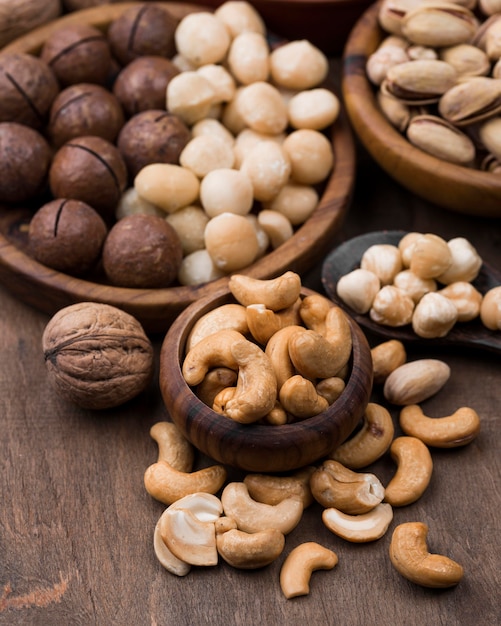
[221,88,247,135]
[411,292,459,338]
[370,285,415,326]
[270,40,329,90]
[115,187,165,220]
[205,212,259,271]
[200,168,254,217]
[234,128,285,168]
[134,163,200,214]
[166,205,209,255]
[174,12,231,66]
[257,210,294,249]
[282,129,334,184]
[179,135,235,178]
[191,118,235,148]
[227,31,270,85]
[336,268,381,314]
[438,281,482,322]
[262,183,319,225]
[360,244,403,286]
[480,285,501,330]
[245,214,270,258]
[240,141,291,201]
[288,88,341,130]
[236,81,289,134]
[214,0,266,38]
[393,270,437,303]
[166,72,216,125]
[178,249,226,286]
[436,237,483,284]
[197,64,236,103]
[171,54,197,73]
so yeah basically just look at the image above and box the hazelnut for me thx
[117,110,190,179]
[107,4,178,66]
[112,55,179,117]
[28,198,108,275]
[42,302,154,410]
[102,214,183,288]
[40,23,112,86]
[0,53,59,129]
[49,135,128,220]
[48,83,125,148]
[0,122,52,203]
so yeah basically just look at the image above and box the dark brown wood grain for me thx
[342,1,501,218]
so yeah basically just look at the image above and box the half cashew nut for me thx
[216,528,285,569]
[399,404,481,448]
[389,522,464,588]
[384,437,433,507]
[279,542,338,599]
[322,503,393,542]
[228,271,302,311]
[153,513,191,577]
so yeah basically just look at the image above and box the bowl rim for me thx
[0,1,356,333]
[158,287,373,472]
[342,0,501,218]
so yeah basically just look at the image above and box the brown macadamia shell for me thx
[28,198,108,274]
[102,213,183,288]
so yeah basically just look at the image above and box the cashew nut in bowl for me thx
[182,329,245,386]
[228,271,302,310]
[299,292,333,333]
[216,528,285,569]
[245,304,283,345]
[279,542,338,599]
[399,404,481,448]
[316,376,345,404]
[288,328,351,379]
[244,466,315,508]
[264,324,304,389]
[389,522,464,588]
[220,482,303,534]
[322,503,393,542]
[196,367,238,408]
[149,421,194,472]
[279,375,329,419]
[329,402,395,469]
[384,437,433,507]
[185,303,248,351]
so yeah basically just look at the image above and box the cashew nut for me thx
[196,367,238,408]
[316,377,345,404]
[384,437,433,507]
[160,507,218,567]
[228,271,302,310]
[399,404,481,448]
[244,466,316,508]
[212,386,237,415]
[265,324,304,389]
[389,522,464,588]
[149,421,194,472]
[329,402,395,469]
[299,292,333,333]
[288,328,350,379]
[310,460,385,514]
[224,337,278,423]
[144,460,227,506]
[153,513,191,577]
[371,340,407,385]
[216,528,285,569]
[220,482,303,534]
[182,329,245,386]
[279,542,338,599]
[279,375,329,419]
[185,303,249,351]
[245,304,283,344]
[322,503,393,542]
[264,401,288,425]
[322,306,353,372]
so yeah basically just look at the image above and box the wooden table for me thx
[1,66,500,626]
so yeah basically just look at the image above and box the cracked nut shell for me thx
[42,302,154,409]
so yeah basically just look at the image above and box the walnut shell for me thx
[42,302,154,409]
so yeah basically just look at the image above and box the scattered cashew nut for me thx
[279,542,338,599]
[322,503,393,543]
[244,466,315,508]
[149,421,194,472]
[399,404,481,448]
[216,528,285,569]
[384,437,433,507]
[153,513,191,577]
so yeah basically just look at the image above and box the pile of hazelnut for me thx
[0,1,339,289]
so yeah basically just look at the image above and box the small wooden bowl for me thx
[342,1,501,218]
[159,287,373,473]
[0,2,356,335]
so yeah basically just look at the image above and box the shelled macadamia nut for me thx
[197,64,236,103]
[199,168,253,217]
[236,82,288,134]
[282,129,334,185]
[269,40,329,90]
[178,248,226,286]
[134,163,200,214]
[227,32,270,84]
[175,12,231,67]
[166,205,210,255]
[179,136,235,178]
[262,183,319,225]
[214,1,266,38]
[288,89,340,130]
[204,212,259,272]
[240,141,291,201]
[166,72,216,125]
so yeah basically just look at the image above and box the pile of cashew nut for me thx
[182,271,353,424]
[144,323,481,597]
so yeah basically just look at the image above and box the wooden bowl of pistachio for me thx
[342,0,501,218]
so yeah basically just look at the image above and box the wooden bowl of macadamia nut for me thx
[159,272,373,473]
[0,1,355,334]
[342,0,501,218]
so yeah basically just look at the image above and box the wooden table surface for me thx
[1,59,501,626]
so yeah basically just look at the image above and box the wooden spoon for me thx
[321,231,501,354]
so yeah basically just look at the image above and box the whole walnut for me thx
[40,23,112,86]
[42,302,154,410]
[49,135,128,221]
[107,4,178,66]
[102,214,183,288]
[117,110,190,178]
[48,83,125,148]
[0,53,59,129]
[112,55,179,117]
[28,198,108,274]
[0,122,52,203]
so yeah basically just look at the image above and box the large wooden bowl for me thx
[342,1,501,218]
[159,287,373,473]
[0,2,356,335]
